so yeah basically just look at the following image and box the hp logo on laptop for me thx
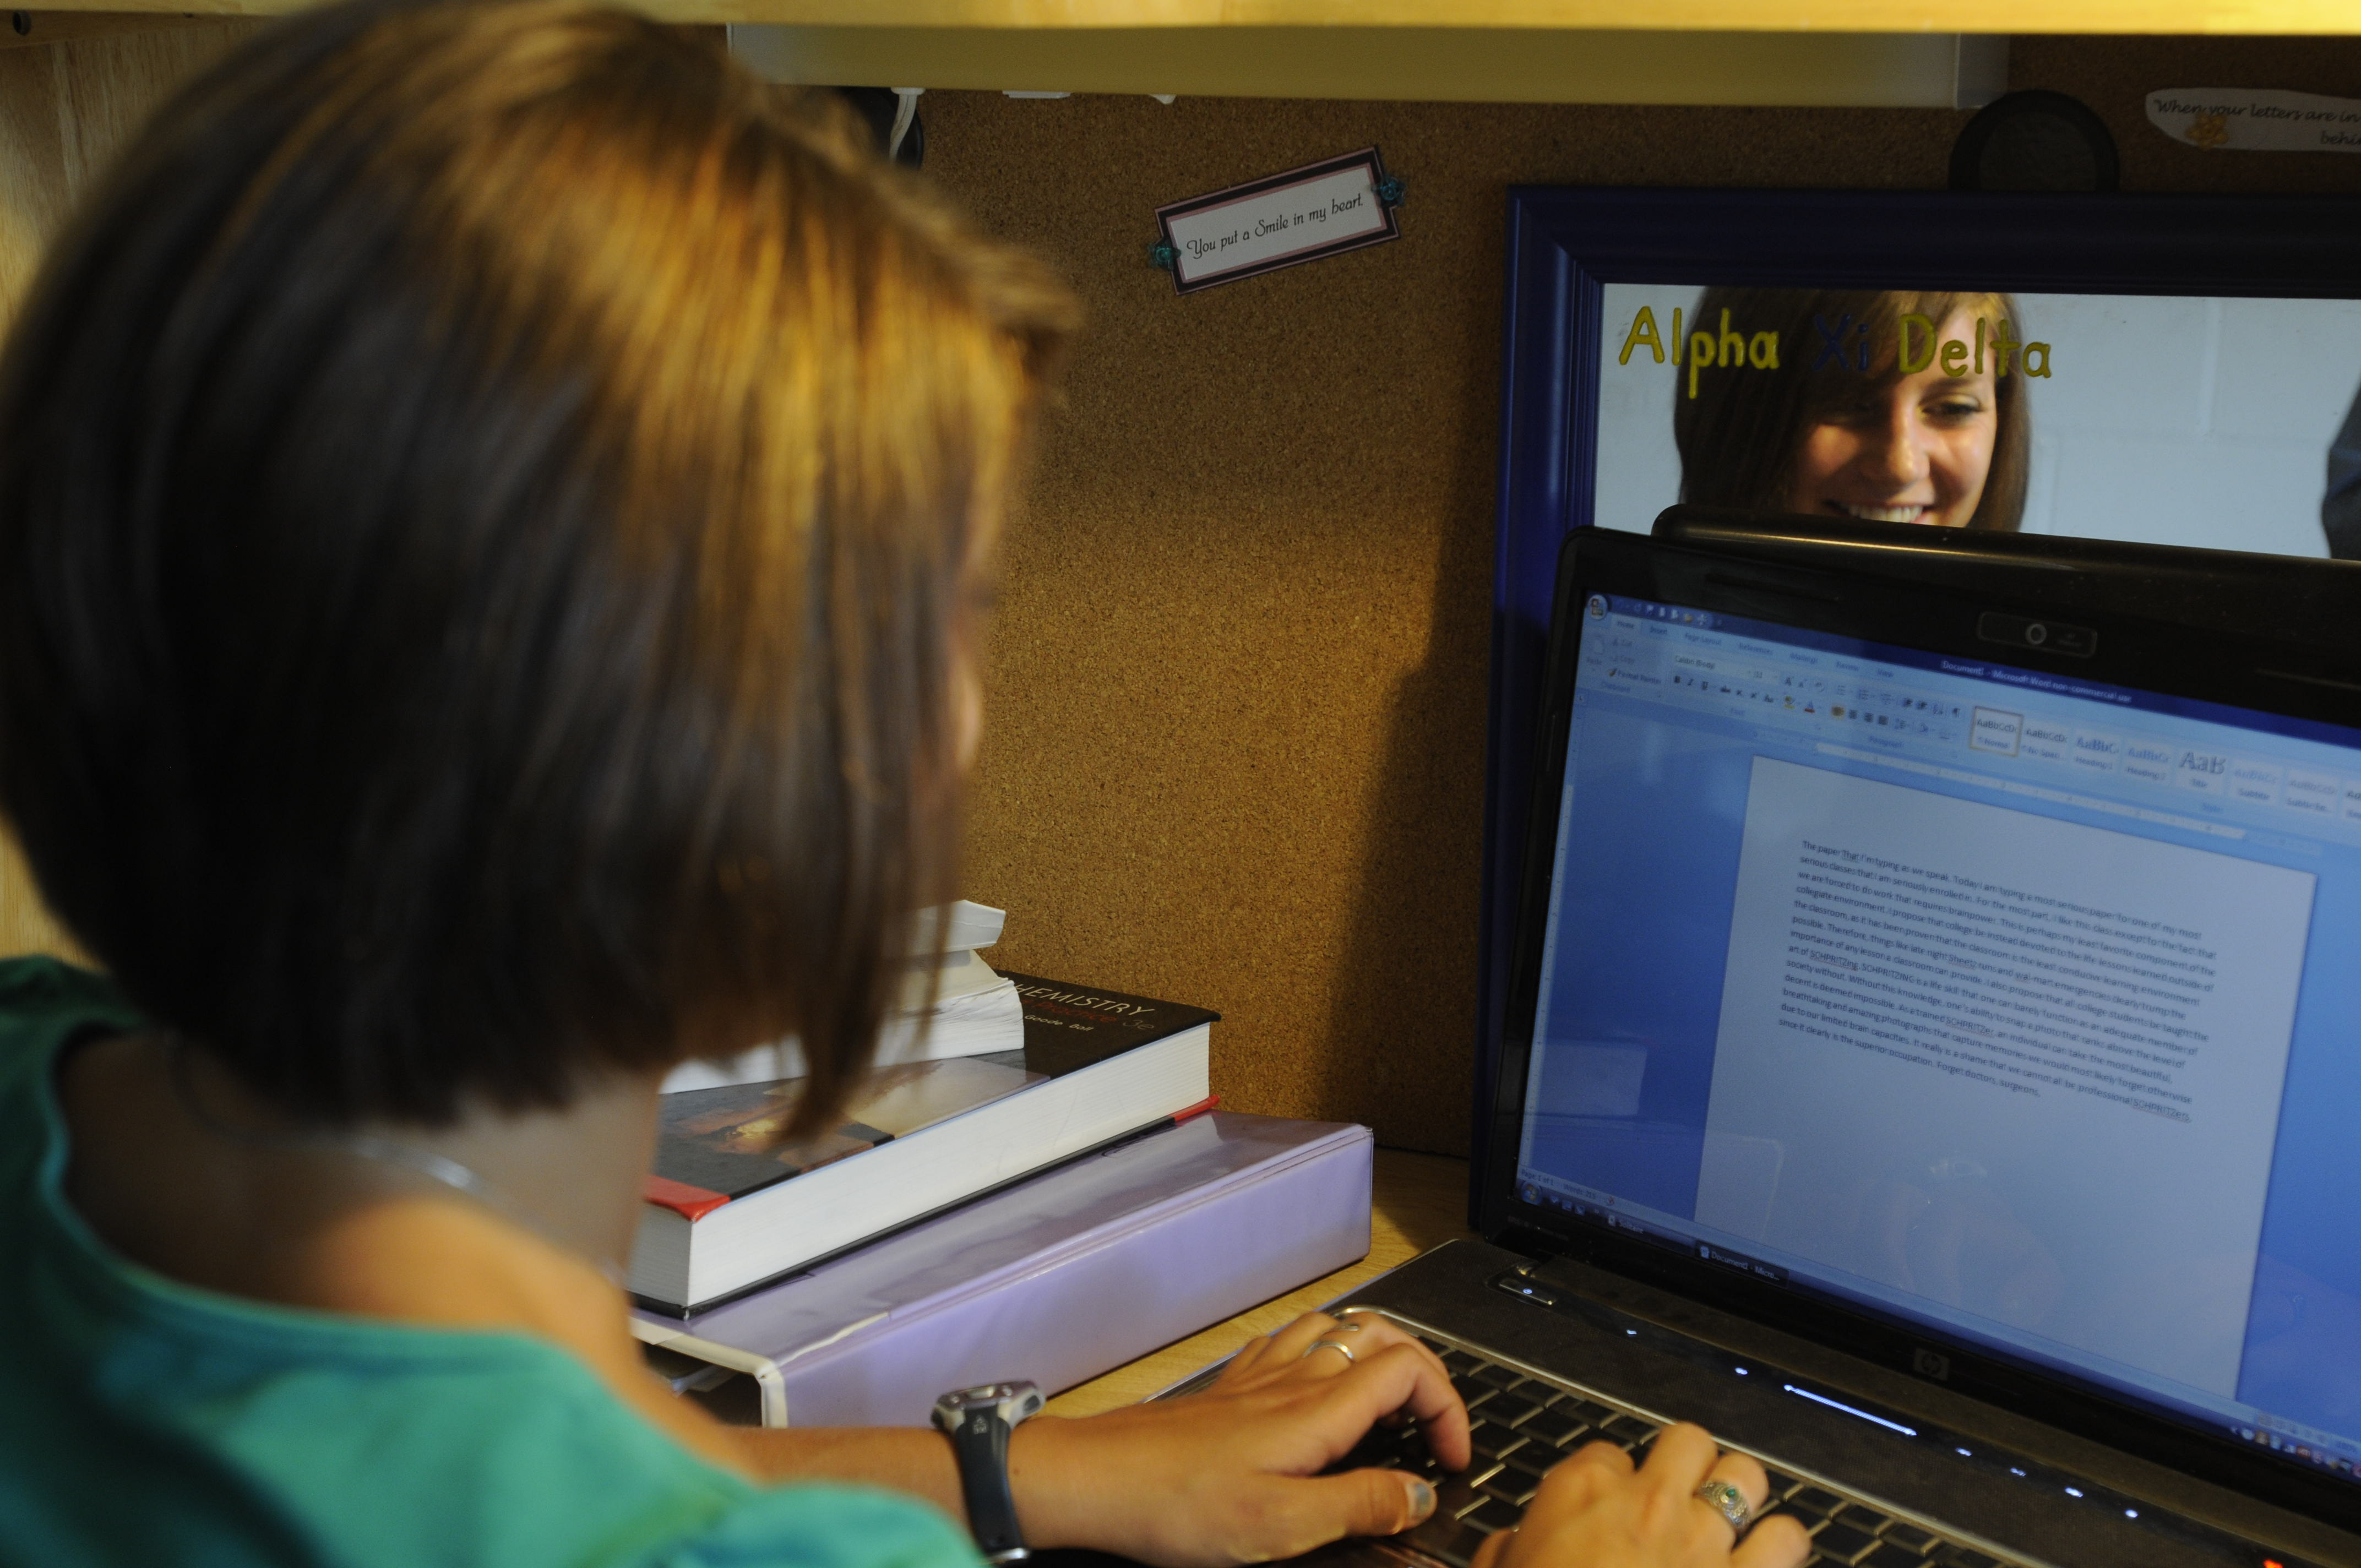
[1912,1348,1952,1382]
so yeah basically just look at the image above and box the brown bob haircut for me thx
[0,0,1075,1130]
[1674,287,2029,533]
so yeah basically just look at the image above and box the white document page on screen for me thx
[1698,757,2314,1398]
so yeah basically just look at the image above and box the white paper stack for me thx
[663,900,1022,1093]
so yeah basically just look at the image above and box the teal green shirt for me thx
[0,957,981,1568]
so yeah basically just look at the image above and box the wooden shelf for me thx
[728,25,2014,108]
[16,1,2361,37]
[725,0,2360,30]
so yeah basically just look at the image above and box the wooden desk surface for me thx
[1044,1147,1473,1418]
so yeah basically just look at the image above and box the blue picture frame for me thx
[1474,187,2361,1203]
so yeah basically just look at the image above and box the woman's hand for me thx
[1009,1309,1471,1567]
[730,1307,1810,1568]
[1473,1423,1813,1568]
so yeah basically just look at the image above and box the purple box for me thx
[630,1111,1373,1427]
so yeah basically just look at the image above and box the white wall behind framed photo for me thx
[1593,284,2361,559]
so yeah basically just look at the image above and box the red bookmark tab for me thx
[1171,1094,1220,1124]
[642,1174,731,1222]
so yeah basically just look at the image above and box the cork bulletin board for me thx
[928,37,2361,1157]
[929,91,1977,1159]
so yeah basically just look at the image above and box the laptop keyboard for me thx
[1341,1331,2031,1568]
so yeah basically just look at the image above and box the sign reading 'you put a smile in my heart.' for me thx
[1152,148,1401,296]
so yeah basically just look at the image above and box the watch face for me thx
[938,1381,1043,1418]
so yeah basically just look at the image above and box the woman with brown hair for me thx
[1674,287,2031,532]
[0,5,1807,1566]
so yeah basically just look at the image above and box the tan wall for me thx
[0,24,2355,1150]
[0,20,265,322]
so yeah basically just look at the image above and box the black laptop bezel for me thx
[1477,524,2361,1535]
[1649,504,2361,654]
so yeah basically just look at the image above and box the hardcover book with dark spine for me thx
[632,974,1218,1313]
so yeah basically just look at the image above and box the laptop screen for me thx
[1516,587,2361,1487]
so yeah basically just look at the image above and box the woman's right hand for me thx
[1473,1423,1813,1568]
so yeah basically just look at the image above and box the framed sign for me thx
[1473,186,2361,1213]
[1153,148,1400,296]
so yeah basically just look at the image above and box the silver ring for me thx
[1694,1479,1753,1536]
[1302,1338,1356,1366]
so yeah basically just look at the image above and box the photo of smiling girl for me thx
[1674,287,2031,533]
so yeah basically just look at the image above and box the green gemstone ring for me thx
[1695,1478,1754,1536]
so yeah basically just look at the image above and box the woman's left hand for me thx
[1008,1308,1472,1567]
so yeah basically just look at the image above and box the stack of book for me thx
[632,962,1219,1313]
[629,913,1375,1420]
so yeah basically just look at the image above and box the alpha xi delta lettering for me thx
[1617,305,2054,397]
[632,972,1219,1313]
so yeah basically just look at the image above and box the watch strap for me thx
[946,1406,1026,1562]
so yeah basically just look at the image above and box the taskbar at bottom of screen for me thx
[1517,1174,1787,1285]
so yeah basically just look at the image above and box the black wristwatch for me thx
[931,1380,1043,1563]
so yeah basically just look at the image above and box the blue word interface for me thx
[1518,594,2361,1480]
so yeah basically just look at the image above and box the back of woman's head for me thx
[0,0,1075,1128]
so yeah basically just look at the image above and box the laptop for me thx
[1221,523,2361,1568]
